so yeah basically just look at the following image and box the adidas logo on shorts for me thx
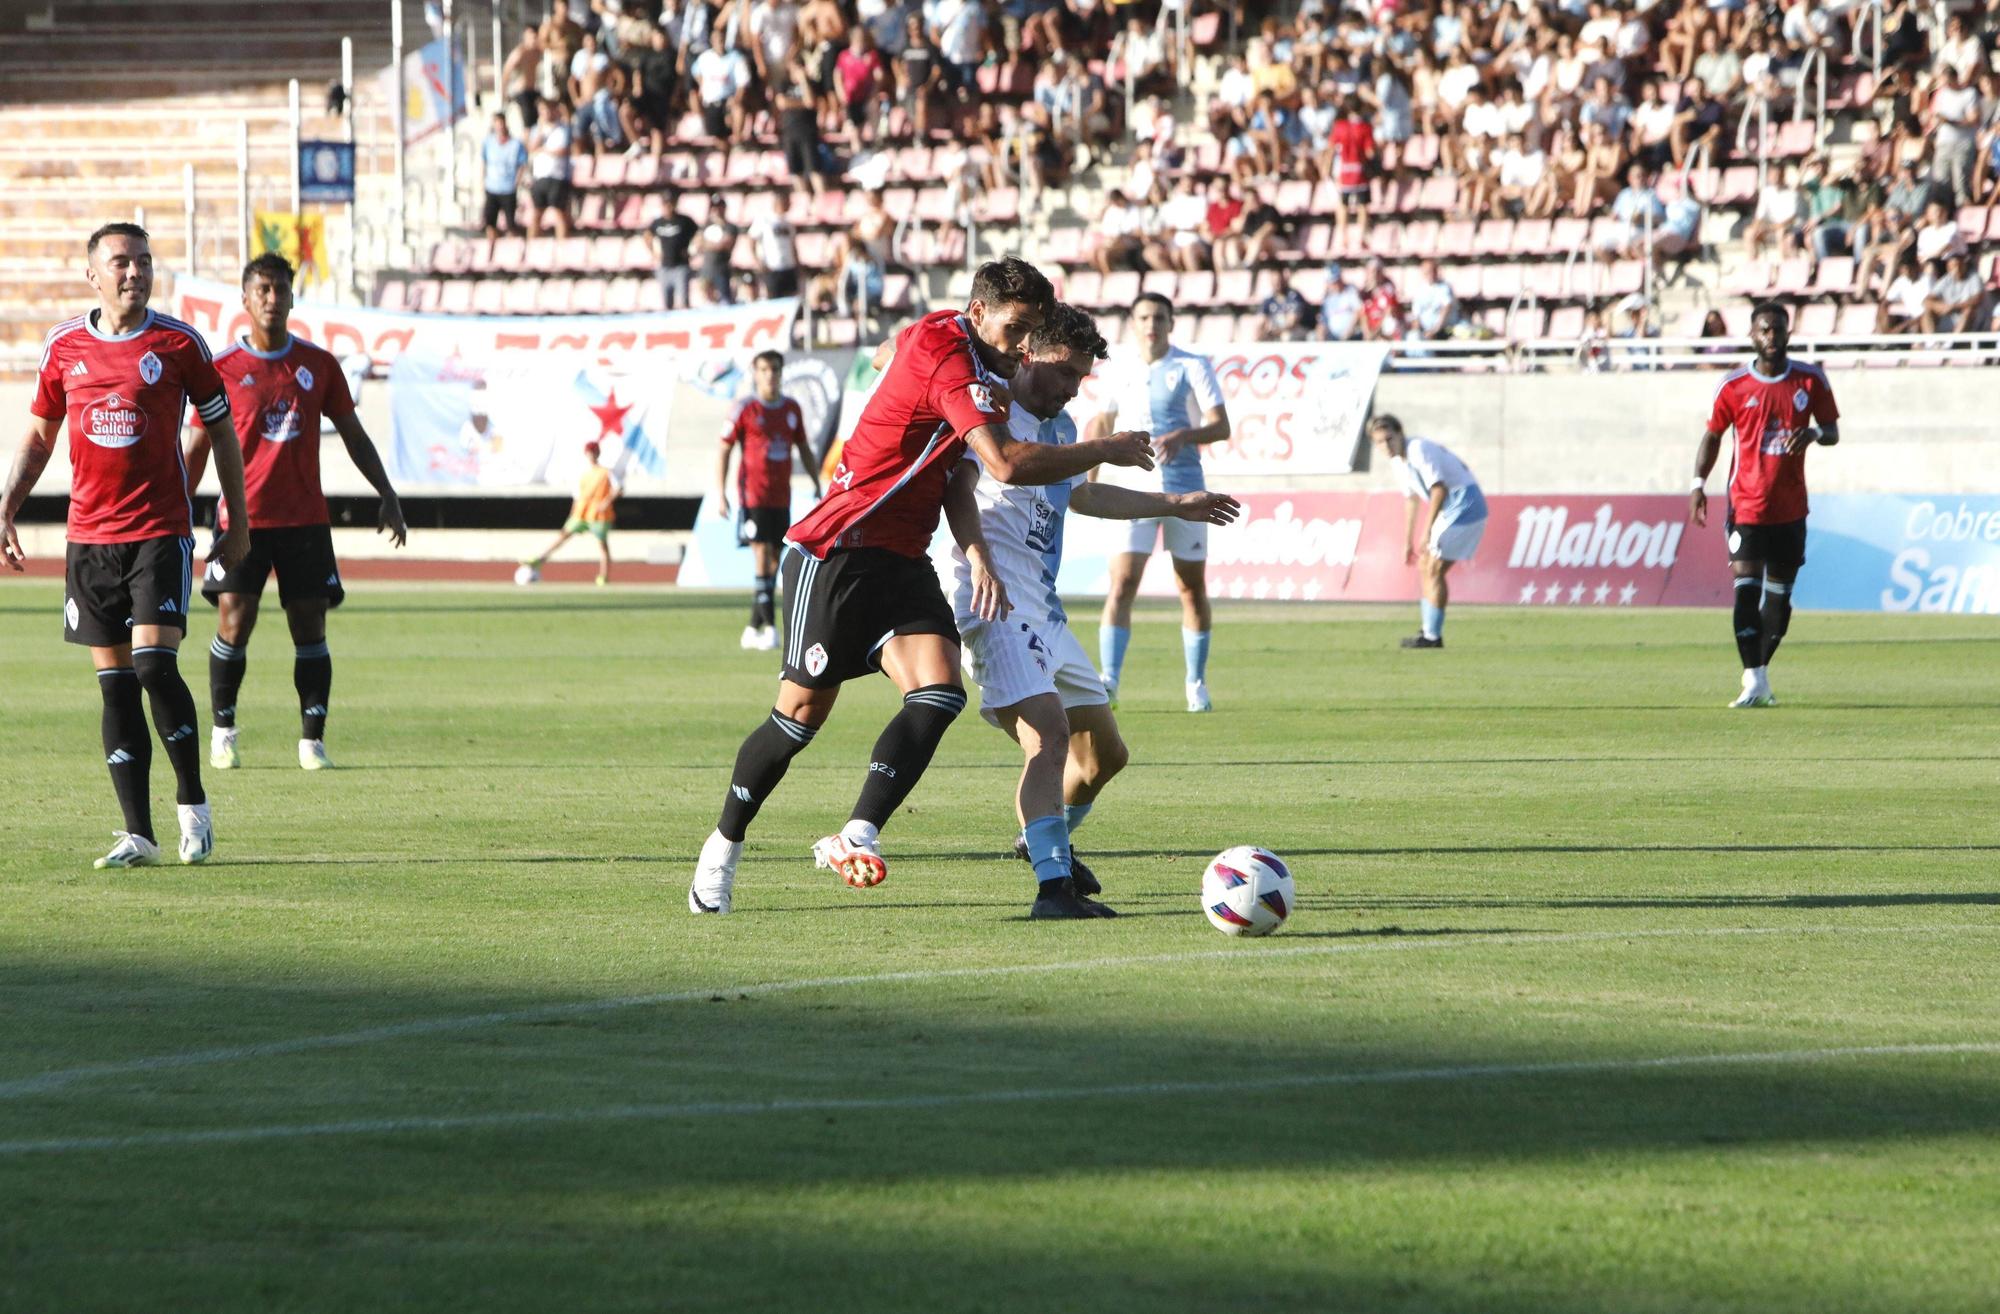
[158,598,178,614]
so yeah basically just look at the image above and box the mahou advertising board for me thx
[1058,492,1738,606]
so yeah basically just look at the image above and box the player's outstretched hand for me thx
[967,555,1011,622]
[1173,491,1242,525]
[1098,430,1156,471]
[1688,487,1708,527]
[379,494,409,548]
[1,517,23,572]
[213,523,250,572]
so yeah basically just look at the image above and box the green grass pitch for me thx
[3,580,1999,1313]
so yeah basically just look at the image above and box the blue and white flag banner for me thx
[1796,495,2000,614]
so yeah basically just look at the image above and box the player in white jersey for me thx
[1369,414,1488,649]
[1087,293,1232,712]
[950,303,1240,919]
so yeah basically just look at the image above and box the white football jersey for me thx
[951,404,1084,625]
[1394,436,1479,500]
[1089,344,1223,495]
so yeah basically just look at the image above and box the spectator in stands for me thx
[1575,304,1611,371]
[1493,131,1550,218]
[1688,27,1741,101]
[1629,80,1676,170]
[1201,178,1241,267]
[526,98,576,241]
[1226,185,1286,268]
[1093,191,1147,273]
[1669,79,1724,170]
[1699,309,1730,349]
[1360,257,1404,340]
[1410,258,1460,340]
[1573,120,1626,217]
[504,25,545,130]
[1152,173,1212,272]
[1914,198,1969,265]
[691,30,752,148]
[480,114,528,238]
[898,13,942,141]
[1244,90,1305,183]
[932,0,989,105]
[651,190,699,309]
[1977,74,2000,205]
[571,32,631,155]
[1330,96,1377,249]
[1321,262,1363,340]
[1797,156,1852,261]
[1929,63,1984,205]
[1925,251,1987,331]
[773,55,828,197]
[1604,163,1665,255]
[835,26,889,151]
[748,0,802,87]
[797,0,848,121]
[695,193,740,304]
[1256,277,1317,342]
[626,26,680,155]
[1653,189,1704,262]
[1877,254,1932,333]
[1744,165,1806,262]
[1372,57,1415,180]
[749,210,802,298]
[1298,84,1337,169]
[1579,76,1632,142]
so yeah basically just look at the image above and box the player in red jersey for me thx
[717,349,819,652]
[1,223,251,869]
[688,257,1155,916]
[184,254,408,772]
[1690,302,1840,708]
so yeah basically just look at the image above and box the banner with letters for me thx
[1063,342,1389,478]
[1795,495,2000,614]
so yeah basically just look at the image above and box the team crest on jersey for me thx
[969,384,996,413]
[261,399,302,443]
[1728,531,1743,554]
[804,642,829,677]
[138,351,162,385]
[296,365,315,391]
[1792,388,1809,412]
[81,392,146,448]
[64,597,79,632]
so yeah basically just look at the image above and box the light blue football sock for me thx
[1421,600,1444,640]
[1023,813,1071,887]
[1099,625,1131,683]
[1064,802,1093,836]
[1182,628,1210,683]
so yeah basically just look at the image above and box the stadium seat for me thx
[1795,302,1837,337]
[436,280,472,314]
[1958,205,1989,243]
[1400,218,1440,255]
[503,278,541,314]
[638,277,667,312]
[1100,270,1141,305]
[571,278,609,314]
[1773,120,1817,158]
[606,278,642,313]
[1986,208,2000,241]
[1547,304,1585,338]
[1193,312,1234,345]
[524,238,560,273]
[1366,222,1401,258]
[1605,260,1644,294]
[536,278,575,315]
[1064,269,1103,306]
[570,154,597,189]
[914,188,955,224]
[882,187,917,222]
[375,279,409,311]
[471,280,507,314]
[432,239,474,275]
[983,187,1020,225]
[1813,256,1854,295]
[1549,217,1589,254]
[1435,220,1476,258]
[1416,175,1458,213]
[1480,263,1522,299]
[1404,135,1440,173]
[1191,10,1222,45]
[1303,224,1335,262]
[1771,257,1814,294]
[1523,262,1569,300]
[1473,220,1515,257]
[1141,269,1177,298]
[626,154,660,189]
[1716,168,1758,205]
[593,155,628,188]
[1506,306,1548,338]
[1215,268,1254,306]
[488,237,527,273]
[1179,270,1216,306]
[1509,219,1552,256]
[1443,264,1481,300]
[556,237,591,272]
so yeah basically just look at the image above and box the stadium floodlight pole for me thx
[237,118,251,268]
[392,0,407,253]
[290,78,303,219]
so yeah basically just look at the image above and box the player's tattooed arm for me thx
[1689,428,1724,526]
[1,416,60,572]
[943,459,1010,621]
[331,410,409,548]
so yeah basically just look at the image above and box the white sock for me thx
[841,819,881,848]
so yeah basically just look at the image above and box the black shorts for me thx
[780,111,819,176]
[701,103,729,138]
[738,505,791,546]
[762,267,800,298]
[529,177,571,211]
[779,545,957,688]
[64,534,195,647]
[202,525,346,608]
[1726,513,1807,570]
[481,190,517,231]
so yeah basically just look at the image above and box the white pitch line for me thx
[2,924,1993,1102]
[5,1041,1998,1158]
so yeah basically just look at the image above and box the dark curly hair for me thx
[968,255,1055,314]
[1025,302,1110,361]
[241,253,296,288]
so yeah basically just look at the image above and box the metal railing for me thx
[1736,92,1772,199]
[1794,46,1828,139]
[1380,331,2000,372]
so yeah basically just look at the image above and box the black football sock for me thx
[849,684,966,829]
[1759,577,1793,667]
[132,645,204,807]
[208,635,247,729]
[752,573,777,628]
[1732,576,1763,669]
[98,666,154,841]
[717,710,818,841]
[294,642,331,740]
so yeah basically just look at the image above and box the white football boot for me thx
[813,830,888,888]
[94,831,162,870]
[1728,668,1776,709]
[210,727,240,770]
[300,738,334,770]
[739,624,762,650]
[177,803,213,865]
[689,829,742,914]
[754,624,780,651]
[1186,680,1213,713]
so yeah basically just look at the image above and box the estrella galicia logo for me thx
[137,351,162,385]
[82,392,146,448]
[262,398,302,444]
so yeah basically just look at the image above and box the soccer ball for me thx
[513,563,540,586]
[1201,846,1294,937]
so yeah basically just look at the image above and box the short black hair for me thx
[968,256,1055,313]
[87,222,149,257]
[1750,301,1790,329]
[242,253,296,288]
[1132,291,1175,319]
[1025,302,1109,360]
[752,349,784,372]
[1368,413,1404,436]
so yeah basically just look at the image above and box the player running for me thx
[186,254,407,772]
[1088,293,1232,712]
[950,303,1240,919]
[688,257,1155,915]
[2,222,251,868]
[717,349,820,651]
[1368,415,1488,649]
[1690,302,1840,708]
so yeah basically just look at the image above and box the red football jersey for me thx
[32,309,228,544]
[787,310,1008,559]
[207,336,356,530]
[723,395,806,510]
[1331,118,1375,188]
[1706,360,1840,524]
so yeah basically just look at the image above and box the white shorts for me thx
[1120,516,1208,561]
[1431,514,1487,561]
[958,614,1109,726]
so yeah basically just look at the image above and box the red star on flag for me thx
[589,389,632,441]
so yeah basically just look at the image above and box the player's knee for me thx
[131,644,182,691]
[1095,731,1130,780]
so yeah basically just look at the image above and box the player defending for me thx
[1368,415,1488,649]
[521,440,619,585]
[1690,302,1840,708]
[187,254,408,772]
[688,257,1155,914]
[2,223,250,867]
[718,349,820,651]
[951,303,1241,918]
[1089,293,1231,712]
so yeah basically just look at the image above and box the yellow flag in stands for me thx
[252,211,327,284]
